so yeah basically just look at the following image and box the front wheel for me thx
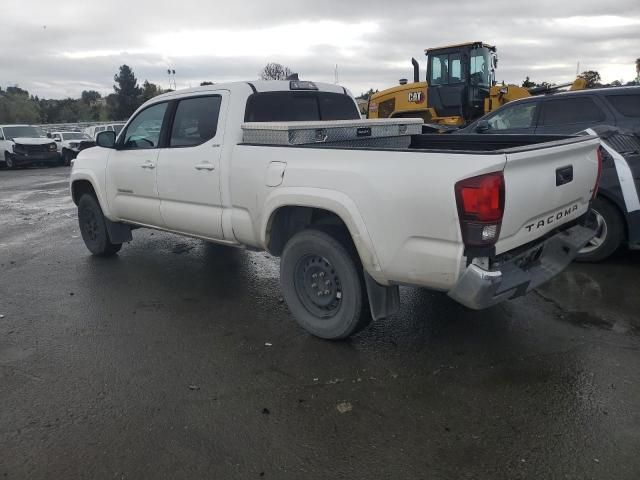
[280,229,371,340]
[576,197,624,263]
[63,149,74,166]
[4,153,15,169]
[78,194,122,257]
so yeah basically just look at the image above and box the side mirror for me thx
[0,136,4,141]
[47,133,52,138]
[476,120,490,133]
[96,130,117,148]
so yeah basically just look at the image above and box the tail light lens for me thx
[455,172,505,246]
[593,147,603,200]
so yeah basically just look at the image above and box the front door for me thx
[105,101,169,227]
[156,92,227,240]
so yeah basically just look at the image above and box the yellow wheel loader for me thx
[367,41,587,128]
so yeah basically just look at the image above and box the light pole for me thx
[167,68,177,90]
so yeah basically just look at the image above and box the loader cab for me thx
[426,42,496,123]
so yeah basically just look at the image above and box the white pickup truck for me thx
[70,80,601,339]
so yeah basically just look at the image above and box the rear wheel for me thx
[280,229,371,340]
[577,197,624,263]
[78,194,122,257]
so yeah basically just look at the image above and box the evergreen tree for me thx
[113,65,142,120]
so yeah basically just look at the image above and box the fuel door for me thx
[266,161,287,187]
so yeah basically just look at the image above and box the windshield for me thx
[62,132,91,140]
[470,47,492,86]
[4,126,44,140]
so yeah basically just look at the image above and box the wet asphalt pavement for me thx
[1,167,639,480]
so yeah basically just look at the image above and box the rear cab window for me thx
[244,91,360,122]
[605,94,640,118]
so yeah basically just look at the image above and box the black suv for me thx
[458,87,640,262]
[459,86,640,135]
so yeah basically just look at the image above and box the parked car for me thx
[458,86,640,135]
[70,80,600,339]
[83,123,126,139]
[49,131,96,165]
[458,86,640,261]
[0,124,59,169]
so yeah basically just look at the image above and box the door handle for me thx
[194,163,215,171]
[141,162,156,169]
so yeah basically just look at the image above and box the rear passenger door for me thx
[535,96,611,134]
[156,92,227,240]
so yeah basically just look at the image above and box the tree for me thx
[200,81,214,86]
[139,80,162,103]
[521,76,536,88]
[113,65,142,120]
[0,87,40,123]
[81,90,102,105]
[579,70,601,88]
[356,88,378,100]
[260,63,293,81]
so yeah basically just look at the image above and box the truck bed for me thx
[241,129,589,154]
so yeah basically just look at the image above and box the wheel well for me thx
[595,193,627,237]
[267,206,353,256]
[71,180,97,206]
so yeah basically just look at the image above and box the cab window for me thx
[430,53,465,85]
[170,96,222,147]
[121,102,168,149]
[244,92,359,122]
[430,54,448,86]
[487,102,538,130]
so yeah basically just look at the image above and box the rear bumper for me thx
[448,222,596,310]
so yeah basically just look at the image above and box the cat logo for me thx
[408,91,424,103]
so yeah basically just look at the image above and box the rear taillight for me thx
[455,172,505,247]
[593,147,603,200]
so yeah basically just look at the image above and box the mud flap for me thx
[364,272,400,321]
[104,218,132,244]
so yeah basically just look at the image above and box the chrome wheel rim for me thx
[580,210,607,254]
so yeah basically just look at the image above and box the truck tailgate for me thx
[496,137,600,255]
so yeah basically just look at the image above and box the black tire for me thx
[280,229,371,340]
[576,197,624,263]
[63,149,74,166]
[4,152,15,169]
[78,194,122,257]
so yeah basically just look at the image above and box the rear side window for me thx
[244,92,359,122]
[605,94,640,118]
[170,96,222,147]
[540,97,605,126]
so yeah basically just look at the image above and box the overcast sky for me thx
[1,0,639,99]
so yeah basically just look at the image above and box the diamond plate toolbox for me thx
[242,118,424,146]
